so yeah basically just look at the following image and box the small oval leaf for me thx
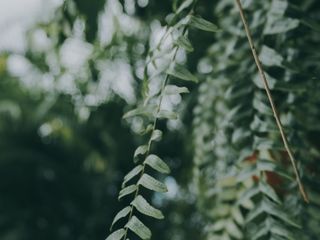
[131,195,164,219]
[106,229,126,240]
[157,110,178,120]
[189,16,219,32]
[164,85,190,95]
[144,154,170,174]
[123,107,152,119]
[126,216,151,240]
[167,64,198,82]
[151,129,162,142]
[110,207,131,230]
[138,174,168,192]
[175,35,194,52]
[123,165,143,187]
[134,145,148,161]
[119,185,137,200]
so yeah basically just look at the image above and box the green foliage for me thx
[1,0,319,240]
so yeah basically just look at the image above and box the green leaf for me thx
[138,124,153,135]
[259,45,283,67]
[126,216,151,240]
[264,18,299,35]
[123,107,153,119]
[232,207,245,226]
[270,222,295,240]
[131,195,164,219]
[259,181,281,204]
[157,110,178,120]
[246,201,265,223]
[134,145,148,161]
[144,154,170,174]
[150,129,162,142]
[167,64,198,82]
[138,174,168,192]
[189,15,219,32]
[110,207,131,230]
[119,185,137,200]
[226,220,243,239]
[123,165,143,186]
[164,85,190,95]
[238,186,260,206]
[106,229,126,240]
[262,198,300,228]
[175,35,194,52]
[210,219,225,232]
[176,0,193,13]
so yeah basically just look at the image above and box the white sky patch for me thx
[60,38,93,73]
[98,59,136,104]
[0,0,62,52]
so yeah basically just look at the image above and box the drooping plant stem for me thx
[234,0,309,202]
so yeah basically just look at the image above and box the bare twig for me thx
[235,0,308,202]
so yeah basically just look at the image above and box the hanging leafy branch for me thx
[106,1,219,239]
[234,0,308,202]
[192,0,320,239]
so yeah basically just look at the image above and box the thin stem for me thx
[234,0,308,202]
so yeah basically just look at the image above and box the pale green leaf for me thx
[226,220,243,239]
[157,110,178,120]
[167,64,198,82]
[259,181,281,204]
[262,198,300,228]
[175,35,194,52]
[119,185,137,200]
[189,15,219,32]
[259,45,283,67]
[123,107,153,119]
[110,207,131,230]
[134,145,148,160]
[210,219,225,232]
[138,174,168,192]
[123,165,143,186]
[232,207,245,226]
[264,18,299,35]
[238,186,260,206]
[106,229,126,240]
[144,154,170,174]
[131,195,164,219]
[126,216,151,240]
[150,129,162,142]
[164,85,189,95]
[176,0,193,13]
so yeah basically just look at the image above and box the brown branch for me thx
[235,0,309,202]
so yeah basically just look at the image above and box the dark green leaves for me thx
[131,195,164,219]
[144,154,170,174]
[126,216,152,240]
[138,174,168,192]
[167,64,198,82]
[189,16,219,32]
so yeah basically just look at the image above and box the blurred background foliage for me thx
[0,0,209,239]
[0,0,320,240]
